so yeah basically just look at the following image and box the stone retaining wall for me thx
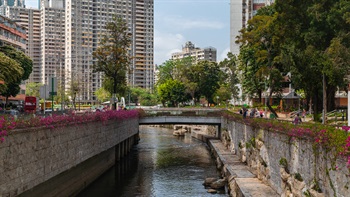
[223,119,349,197]
[0,118,139,196]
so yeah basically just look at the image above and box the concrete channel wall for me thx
[0,118,139,197]
[215,118,349,197]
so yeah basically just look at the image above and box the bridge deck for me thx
[139,116,222,125]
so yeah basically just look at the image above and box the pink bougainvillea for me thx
[0,109,140,142]
[222,111,350,169]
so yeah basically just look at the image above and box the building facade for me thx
[41,0,65,89]
[130,0,154,90]
[230,0,274,54]
[0,0,25,15]
[64,0,154,103]
[0,14,26,50]
[5,7,41,83]
[3,0,154,103]
[171,41,217,63]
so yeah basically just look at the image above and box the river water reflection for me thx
[78,126,228,197]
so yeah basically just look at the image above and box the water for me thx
[77,126,227,197]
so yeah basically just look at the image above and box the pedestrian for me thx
[259,109,264,118]
[243,107,247,119]
[250,108,256,118]
[293,114,302,125]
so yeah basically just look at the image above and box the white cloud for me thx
[154,30,186,65]
[162,15,225,30]
[219,47,230,62]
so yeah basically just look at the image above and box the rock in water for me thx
[203,177,218,186]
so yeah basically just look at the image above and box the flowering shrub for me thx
[222,111,350,168]
[0,109,140,142]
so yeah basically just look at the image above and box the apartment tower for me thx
[63,0,154,103]
[41,0,65,92]
[5,6,41,83]
[0,0,25,15]
[230,0,274,54]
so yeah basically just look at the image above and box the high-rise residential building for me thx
[131,0,154,90]
[0,0,24,15]
[230,0,274,54]
[40,0,65,88]
[0,14,26,50]
[4,0,154,103]
[5,7,41,83]
[171,41,217,63]
[64,0,154,103]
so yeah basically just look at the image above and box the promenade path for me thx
[209,139,279,197]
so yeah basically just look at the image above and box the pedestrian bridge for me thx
[139,108,223,137]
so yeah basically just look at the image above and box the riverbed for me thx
[77,125,228,197]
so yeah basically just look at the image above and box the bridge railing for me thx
[142,108,224,117]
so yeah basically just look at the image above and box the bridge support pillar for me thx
[115,143,121,162]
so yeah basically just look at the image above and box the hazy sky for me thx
[25,0,230,65]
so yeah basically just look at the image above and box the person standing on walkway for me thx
[293,114,302,125]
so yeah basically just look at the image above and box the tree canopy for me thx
[235,1,350,120]
[93,15,132,108]
[0,46,32,104]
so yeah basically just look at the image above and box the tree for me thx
[95,87,111,103]
[156,57,194,86]
[214,84,232,106]
[67,75,81,110]
[93,15,131,110]
[26,82,43,97]
[0,46,32,105]
[219,52,240,101]
[128,87,157,106]
[237,5,285,117]
[157,79,186,107]
[274,0,350,121]
[0,52,23,94]
[187,61,221,106]
[0,46,32,80]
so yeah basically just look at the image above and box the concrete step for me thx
[234,178,279,197]
[209,139,279,196]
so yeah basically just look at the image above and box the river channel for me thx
[77,125,228,197]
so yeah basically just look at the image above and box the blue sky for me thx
[25,0,230,65]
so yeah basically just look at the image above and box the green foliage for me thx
[213,85,232,105]
[219,52,240,100]
[129,87,157,106]
[279,157,288,168]
[312,179,322,193]
[0,52,23,94]
[250,137,256,148]
[25,82,43,97]
[93,15,131,96]
[0,45,32,80]
[294,173,303,182]
[0,46,33,101]
[94,87,111,102]
[235,0,350,116]
[187,60,221,104]
[157,79,186,107]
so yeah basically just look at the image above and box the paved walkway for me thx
[209,139,279,197]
